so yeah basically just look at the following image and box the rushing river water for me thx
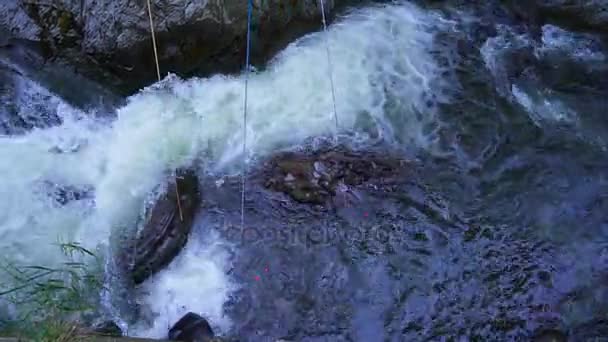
[1,1,608,340]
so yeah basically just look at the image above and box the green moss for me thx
[57,11,73,35]
[413,232,429,242]
[463,226,481,242]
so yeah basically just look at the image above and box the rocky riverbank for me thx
[0,0,358,95]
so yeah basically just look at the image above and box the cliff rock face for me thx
[0,0,345,93]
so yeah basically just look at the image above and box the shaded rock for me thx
[0,0,354,94]
[503,0,608,33]
[263,147,406,205]
[93,321,123,337]
[130,168,200,285]
[538,0,608,32]
[531,328,567,342]
[570,318,608,341]
[0,28,12,48]
[168,312,215,342]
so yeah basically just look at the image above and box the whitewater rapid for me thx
[0,2,452,337]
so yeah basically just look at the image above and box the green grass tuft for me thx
[0,242,105,341]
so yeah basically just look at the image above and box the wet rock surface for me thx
[262,147,408,205]
[0,36,121,135]
[0,0,354,94]
[510,0,608,33]
[169,312,218,342]
[129,168,200,285]
[202,141,608,341]
[531,328,567,342]
[40,181,94,206]
[0,59,62,135]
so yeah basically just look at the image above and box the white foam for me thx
[129,228,236,338]
[511,84,577,126]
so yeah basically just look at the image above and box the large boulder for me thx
[129,168,200,285]
[262,147,406,205]
[0,0,350,94]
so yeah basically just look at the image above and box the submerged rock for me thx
[41,181,94,206]
[263,147,406,205]
[130,168,200,285]
[169,312,216,342]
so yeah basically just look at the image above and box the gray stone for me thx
[0,0,351,93]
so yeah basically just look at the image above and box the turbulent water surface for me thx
[1,1,607,340]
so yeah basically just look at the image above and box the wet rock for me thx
[539,0,608,32]
[0,0,351,94]
[130,168,200,284]
[0,28,12,48]
[0,37,121,135]
[168,312,216,342]
[0,2,41,42]
[263,147,405,205]
[504,0,608,33]
[93,320,123,337]
[0,60,62,135]
[42,181,94,206]
[531,328,567,342]
[570,318,608,341]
